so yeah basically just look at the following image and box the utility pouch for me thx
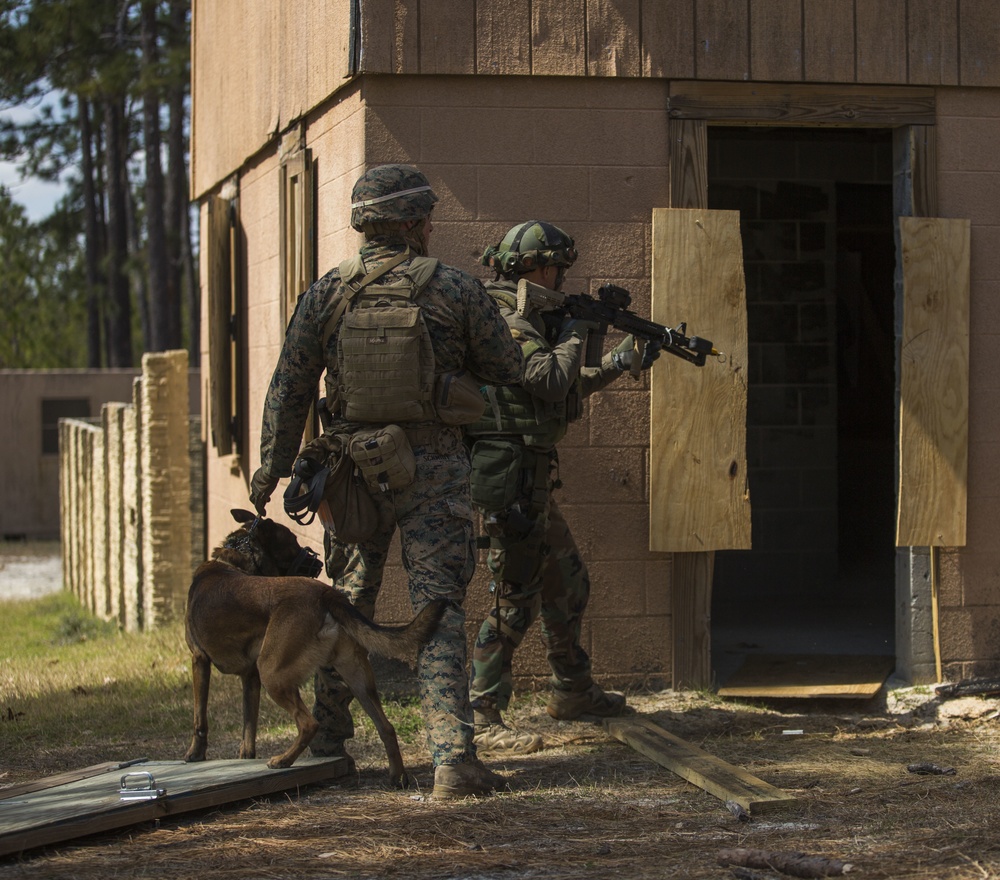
[434,370,487,426]
[469,438,524,513]
[349,425,416,492]
[284,433,379,543]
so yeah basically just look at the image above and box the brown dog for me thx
[183,509,444,785]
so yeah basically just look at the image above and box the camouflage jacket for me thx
[259,239,523,477]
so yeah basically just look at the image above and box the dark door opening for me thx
[707,128,897,688]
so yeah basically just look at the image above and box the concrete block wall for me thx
[59,351,205,631]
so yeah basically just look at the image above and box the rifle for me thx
[516,280,722,375]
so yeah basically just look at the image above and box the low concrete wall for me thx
[59,351,205,630]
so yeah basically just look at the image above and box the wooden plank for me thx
[717,654,896,699]
[207,195,232,455]
[360,0,419,74]
[649,208,750,553]
[587,0,640,78]
[0,761,141,802]
[641,0,695,78]
[897,217,970,547]
[669,118,707,209]
[803,0,855,83]
[0,758,350,858]
[856,0,906,84]
[476,0,531,75]
[667,81,936,127]
[420,0,474,74]
[531,0,586,76]
[671,552,713,689]
[907,0,959,86]
[959,0,1000,87]
[749,0,802,82]
[605,717,798,815]
[694,0,749,81]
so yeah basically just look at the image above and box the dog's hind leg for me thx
[331,639,409,788]
[239,667,262,759]
[184,653,212,762]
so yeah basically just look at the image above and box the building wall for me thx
[935,87,1000,679]
[1,371,140,540]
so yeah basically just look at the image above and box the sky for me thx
[0,159,66,221]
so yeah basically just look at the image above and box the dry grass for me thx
[2,592,1000,879]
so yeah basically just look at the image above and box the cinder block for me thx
[590,615,670,676]
[555,446,646,505]
[586,560,646,617]
[589,392,650,446]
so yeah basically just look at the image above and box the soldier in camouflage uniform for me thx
[465,221,659,754]
[249,165,523,798]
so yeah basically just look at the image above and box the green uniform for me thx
[465,279,625,712]
[258,239,523,768]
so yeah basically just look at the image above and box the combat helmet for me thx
[350,164,439,232]
[481,221,578,279]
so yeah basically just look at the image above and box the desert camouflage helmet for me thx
[350,164,439,230]
[481,221,578,278]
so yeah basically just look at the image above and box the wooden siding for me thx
[192,0,996,198]
[359,0,992,88]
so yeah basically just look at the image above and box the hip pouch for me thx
[349,425,416,492]
[469,438,524,513]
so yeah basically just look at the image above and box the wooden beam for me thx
[605,717,798,815]
[668,81,936,127]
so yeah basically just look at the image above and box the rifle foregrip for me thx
[585,331,605,368]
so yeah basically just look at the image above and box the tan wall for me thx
[191,0,999,200]
[0,370,140,539]
[935,88,1000,679]
[191,0,354,198]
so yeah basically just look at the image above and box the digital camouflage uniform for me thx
[466,277,628,714]
[257,170,522,769]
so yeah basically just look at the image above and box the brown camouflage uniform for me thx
[468,279,626,713]
[258,239,523,768]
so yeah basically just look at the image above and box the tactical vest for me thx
[334,251,439,423]
[464,287,577,450]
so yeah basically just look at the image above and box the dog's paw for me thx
[267,756,294,769]
[183,749,206,763]
[390,770,412,790]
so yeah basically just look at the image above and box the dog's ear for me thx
[231,508,256,524]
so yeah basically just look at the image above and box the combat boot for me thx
[432,758,507,799]
[308,737,357,779]
[546,683,628,721]
[473,709,544,754]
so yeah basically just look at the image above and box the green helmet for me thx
[481,221,578,278]
[350,164,439,231]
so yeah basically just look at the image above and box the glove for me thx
[249,467,280,515]
[611,336,662,372]
[560,315,600,341]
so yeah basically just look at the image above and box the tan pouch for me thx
[349,425,416,492]
[434,370,487,426]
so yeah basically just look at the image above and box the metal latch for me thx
[119,771,166,801]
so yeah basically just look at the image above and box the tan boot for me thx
[473,710,544,754]
[546,684,628,721]
[431,758,507,799]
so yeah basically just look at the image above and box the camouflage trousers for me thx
[470,495,593,714]
[312,439,478,768]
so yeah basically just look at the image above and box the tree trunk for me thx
[78,96,104,368]
[104,95,132,368]
[142,0,174,352]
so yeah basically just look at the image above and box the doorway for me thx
[707,128,897,687]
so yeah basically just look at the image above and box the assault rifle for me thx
[516,280,721,375]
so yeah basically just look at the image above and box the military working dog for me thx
[183,509,445,785]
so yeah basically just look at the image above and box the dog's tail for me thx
[327,594,447,665]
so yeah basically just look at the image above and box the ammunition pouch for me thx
[469,438,524,514]
[434,369,487,426]
[349,424,416,492]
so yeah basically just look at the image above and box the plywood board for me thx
[0,757,350,858]
[897,217,970,547]
[649,208,749,552]
[717,654,896,699]
[605,717,798,815]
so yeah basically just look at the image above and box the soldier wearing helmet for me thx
[465,220,658,754]
[250,164,523,798]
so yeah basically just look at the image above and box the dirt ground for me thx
[2,685,999,880]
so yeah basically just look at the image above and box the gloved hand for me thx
[249,467,280,515]
[560,315,600,341]
[611,335,662,372]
